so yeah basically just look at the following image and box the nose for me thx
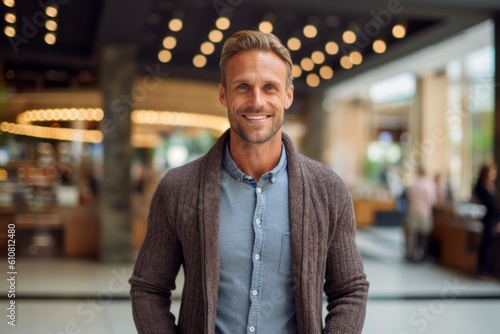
[248,87,266,110]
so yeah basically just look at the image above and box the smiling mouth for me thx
[244,115,270,120]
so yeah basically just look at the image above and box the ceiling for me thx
[0,0,499,94]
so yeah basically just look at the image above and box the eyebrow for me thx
[230,78,283,88]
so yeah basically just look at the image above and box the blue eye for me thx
[264,85,276,90]
[237,84,249,90]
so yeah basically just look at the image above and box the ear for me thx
[284,84,294,109]
[219,83,228,107]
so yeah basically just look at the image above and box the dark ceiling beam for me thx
[246,0,500,12]
[92,0,157,54]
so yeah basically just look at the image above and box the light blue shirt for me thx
[216,142,297,334]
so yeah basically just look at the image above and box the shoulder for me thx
[154,156,206,199]
[299,154,345,184]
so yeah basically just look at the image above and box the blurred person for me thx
[473,163,500,279]
[129,30,368,333]
[434,172,450,204]
[404,167,437,262]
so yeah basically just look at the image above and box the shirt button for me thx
[252,290,258,296]
[249,326,255,332]
[255,219,261,225]
[271,177,276,183]
[255,254,260,260]
[256,187,262,193]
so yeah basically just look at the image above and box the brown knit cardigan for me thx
[129,131,369,333]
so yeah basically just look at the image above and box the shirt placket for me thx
[246,177,268,333]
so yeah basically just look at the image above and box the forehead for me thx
[225,50,288,82]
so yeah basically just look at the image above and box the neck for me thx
[229,130,282,183]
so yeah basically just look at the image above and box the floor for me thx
[1,226,499,334]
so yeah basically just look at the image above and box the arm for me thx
[129,177,183,334]
[476,185,500,218]
[323,183,369,333]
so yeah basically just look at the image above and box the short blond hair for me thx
[219,30,293,88]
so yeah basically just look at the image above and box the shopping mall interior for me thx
[1,0,500,333]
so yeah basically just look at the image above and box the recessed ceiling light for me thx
[311,51,325,64]
[45,6,58,17]
[162,36,177,49]
[303,24,318,38]
[340,55,353,69]
[44,33,57,45]
[300,58,314,71]
[259,21,273,33]
[4,13,16,24]
[208,30,223,43]
[193,54,207,68]
[200,41,215,55]
[169,18,183,32]
[292,64,302,78]
[319,66,334,80]
[306,73,320,87]
[4,26,15,37]
[158,50,172,63]
[3,0,15,8]
[349,51,363,65]
[216,17,230,30]
[325,41,339,55]
[342,30,356,44]
[287,37,301,51]
[392,24,406,38]
[45,20,58,32]
[373,39,387,53]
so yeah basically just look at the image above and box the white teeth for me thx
[245,115,268,120]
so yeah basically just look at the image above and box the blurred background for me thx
[0,0,500,333]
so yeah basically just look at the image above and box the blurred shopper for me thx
[473,163,500,279]
[404,167,437,262]
[434,172,450,204]
[129,30,368,333]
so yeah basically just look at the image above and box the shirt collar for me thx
[222,140,287,184]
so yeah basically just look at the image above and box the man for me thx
[129,30,368,333]
[404,167,437,262]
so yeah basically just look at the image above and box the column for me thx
[420,73,449,178]
[301,92,327,164]
[494,16,500,194]
[326,99,369,185]
[99,46,136,262]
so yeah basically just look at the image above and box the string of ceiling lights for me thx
[2,0,59,45]
[156,12,407,88]
[0,108,229,144]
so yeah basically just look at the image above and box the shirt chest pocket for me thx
[278,233,293,277]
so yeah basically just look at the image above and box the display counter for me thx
[0,202,99,258]
[431,203,500,277]
[354,198,396,227]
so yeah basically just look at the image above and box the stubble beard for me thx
[229,107,283,145]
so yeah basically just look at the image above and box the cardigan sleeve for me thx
[129,176,183,334]
[323,179,369,333]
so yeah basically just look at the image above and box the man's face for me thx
[219,50,294,145]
